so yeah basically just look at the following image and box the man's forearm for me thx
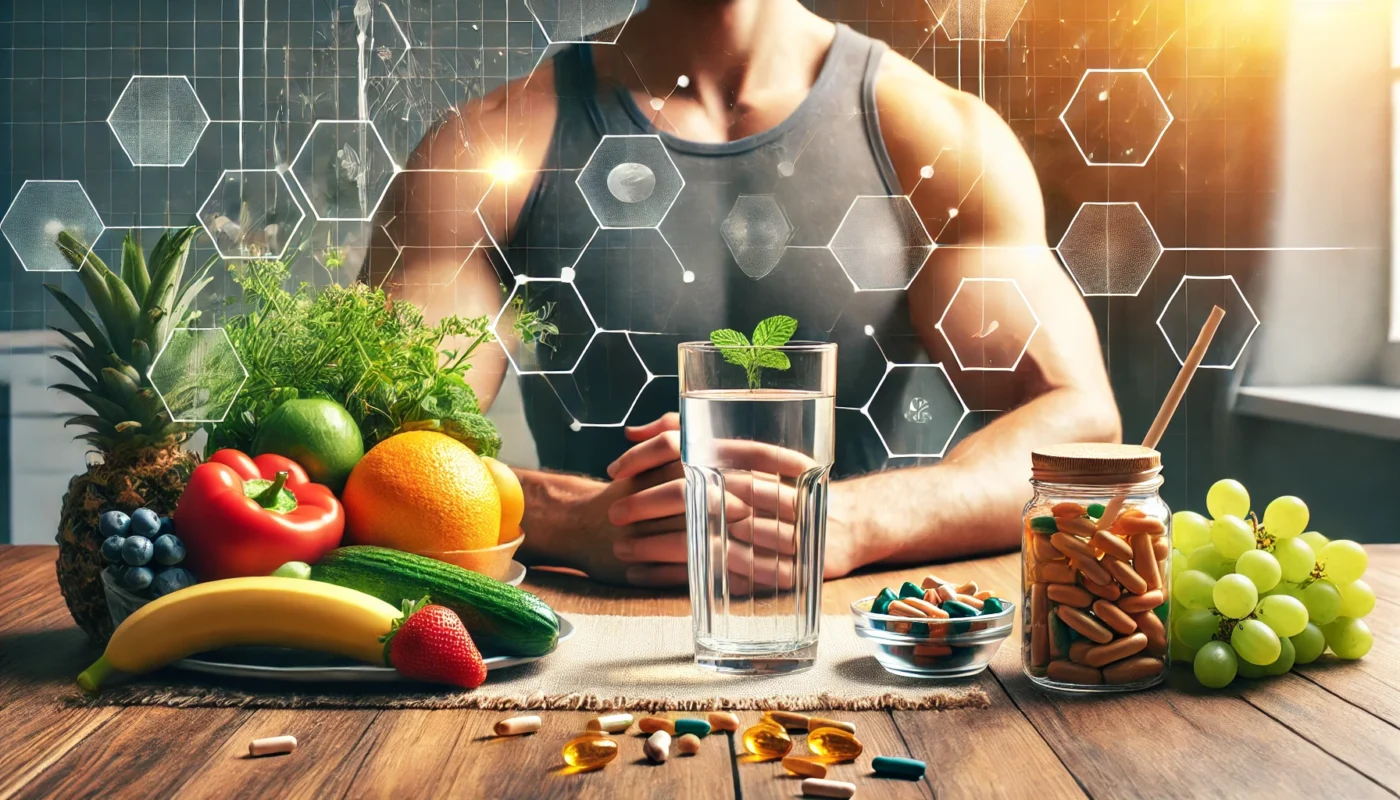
[832,386,1121,567]
[515,468,600,569]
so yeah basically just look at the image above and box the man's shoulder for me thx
[414,60,559,171]
[873,51,996,144]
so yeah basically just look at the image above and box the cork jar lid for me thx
[1031,443,1161,484]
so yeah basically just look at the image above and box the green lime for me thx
[252,398,365,494]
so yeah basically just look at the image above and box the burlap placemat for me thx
[68,614,990,711]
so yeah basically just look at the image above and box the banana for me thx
[78,576,402,691]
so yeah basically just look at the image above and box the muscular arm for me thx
[825,58,1121,571]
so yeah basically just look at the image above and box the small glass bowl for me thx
[850,596,1016,679]
[101,568,150,628]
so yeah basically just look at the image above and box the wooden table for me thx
[1,545,1398,799]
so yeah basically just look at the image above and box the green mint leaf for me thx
[710,328,753,368]
[752,315,797,348]
[751,349,790,370]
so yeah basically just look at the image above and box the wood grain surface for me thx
[0,545,1396,799]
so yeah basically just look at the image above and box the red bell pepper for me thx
[175,449,345,581]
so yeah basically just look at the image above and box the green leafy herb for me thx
[709,315,798,389]
[505,284,560,350]
[208,258,502,458]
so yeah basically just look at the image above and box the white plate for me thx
[173,615,573,683]
[502,559,527,587]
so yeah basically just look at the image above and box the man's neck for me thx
[611,0,832,105]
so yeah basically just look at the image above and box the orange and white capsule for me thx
[494,715,543,737]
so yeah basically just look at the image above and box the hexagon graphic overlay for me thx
[1055,202,1164,296]
[491,279,600,375]
[829,195,934,291]
[198,170,306,260]
[1060,69,1174,168]
[928,0,1030,41]
[148,328,248,423]
[721,194,794,280]
[107,76,210,168]
[576,135,684,229]
[1156,275,1261,370]
[936,277,1040,371]
[865,363,968,458]
[290,120,399,221]
[1,181,105,273]
[526,0,639,44]
[544,332,651,427]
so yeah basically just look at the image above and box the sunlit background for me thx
[2,0,1397,544]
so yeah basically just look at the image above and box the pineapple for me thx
[47,226,214,641]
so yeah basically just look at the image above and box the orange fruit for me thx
[482,456,525,541]
[342,431,501,552]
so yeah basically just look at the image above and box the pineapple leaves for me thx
[65,415,120,437]
[51,384,128,422]
[122,232,151,302]
[102,269,140,359]
[43,285,114,357]
[51,354,100,393]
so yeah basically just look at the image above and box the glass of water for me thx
[679,341,836,674]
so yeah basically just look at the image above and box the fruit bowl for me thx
[850,596,1015,679]
[417,532,525,582]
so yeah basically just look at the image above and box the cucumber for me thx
[311,546,560,656]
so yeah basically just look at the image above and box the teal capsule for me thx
[942,600,978,618]
[1086,503,1106,518]
[980,597,1007,615]
[1030,515,1059,533]
[872,755,926,780]
[674,718,711,737]
[872,587,899,614]
[898,581,924,599]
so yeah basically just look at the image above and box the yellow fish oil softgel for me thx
[562,734,619,771]
[741,722,793,760]
[807,727,863,762]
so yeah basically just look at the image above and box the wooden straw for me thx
[1096,305,1226,531]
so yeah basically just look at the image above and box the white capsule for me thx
[802,777,857,798]
[493,715,542,736]
[248,735,297,757]
[585,712,634,733]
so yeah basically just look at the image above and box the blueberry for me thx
[99,510,130,539]
[158,516,176,538]
[129,508,161,539]
[121,535,153,566]
[123,565,154,592]
[151,567,196,597]
[101,535,126,564]
[153,534,186,566]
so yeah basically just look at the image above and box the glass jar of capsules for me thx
[1022,443,1170,692]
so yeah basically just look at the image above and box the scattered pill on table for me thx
[872,755,926,779]
[742,722,794,759]
[802,777,857,798]
[805,716,855,734]
[562,734,620,771]
[676,733,702,755]
[673,718,712,737]
[644,730,671,763]
[638,717,676,735]
[761,710,810,730]
[248,735,296,757]
[492,715,542,737]
[707,711,740,732]
[782,755,828,778]
[808,727,863,762]
[586,713,634,733]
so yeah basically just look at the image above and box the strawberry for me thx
[380,597,488,689]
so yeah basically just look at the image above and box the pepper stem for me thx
[252,471,290,508]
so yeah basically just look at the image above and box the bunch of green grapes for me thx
[1169,479,1375,688]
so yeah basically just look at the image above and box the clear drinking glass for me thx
[679,341,837,674]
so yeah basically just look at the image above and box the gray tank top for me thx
[502,24,937,479]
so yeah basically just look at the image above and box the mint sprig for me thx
[710,315,798,389]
